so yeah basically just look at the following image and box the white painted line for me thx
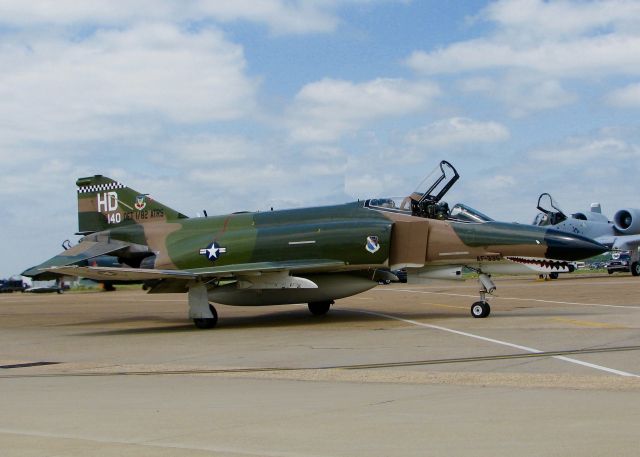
[288,241,316,245]
[0,428,286,457]
[379,288,640,310]
[102,298,186,303]
[438,252,469,256]
[342,308,639,378]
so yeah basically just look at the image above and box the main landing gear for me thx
[470,273,495,318]
[308,300,334,316]
[193,304,218,329]
[189,282,218,329]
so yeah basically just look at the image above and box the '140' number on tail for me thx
[108,213,121,224]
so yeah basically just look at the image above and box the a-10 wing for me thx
[596,234,640,252]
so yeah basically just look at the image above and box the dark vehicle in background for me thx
[392,269,408,283]
[376,268,407,285]
[0,279,29,293]
[606,252,636,275]
[27,284,68,294]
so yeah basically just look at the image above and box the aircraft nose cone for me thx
[544,230,608,261]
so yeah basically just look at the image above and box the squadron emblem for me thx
[199,241,227,262]
[134,195,147,211]
[365,235,380,254]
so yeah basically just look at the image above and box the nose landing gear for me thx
[471,273,495,318]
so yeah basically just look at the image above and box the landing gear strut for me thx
[308,300,334,316]
[471,273,495,318]
[189,282,218,329]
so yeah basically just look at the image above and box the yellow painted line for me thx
[423,302,467,310]
[550,317,628,329]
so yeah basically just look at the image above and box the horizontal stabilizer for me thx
[22,240,131,279]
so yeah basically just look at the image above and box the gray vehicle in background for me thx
[606,252,632,275]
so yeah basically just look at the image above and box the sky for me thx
[2,0,640,277]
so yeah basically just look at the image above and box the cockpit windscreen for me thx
[534,193,567,226]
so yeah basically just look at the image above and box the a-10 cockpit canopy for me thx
[533,193,568,226]
[365,160,493,223]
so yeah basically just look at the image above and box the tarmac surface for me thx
[1,274,639,456]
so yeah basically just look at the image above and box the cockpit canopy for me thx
[533,193,567,226]
[365,160,493,223]
[366,199,493,223]
[449,203,494,223]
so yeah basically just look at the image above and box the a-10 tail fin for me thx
[76,175,188,234]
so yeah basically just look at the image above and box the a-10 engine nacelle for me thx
[570,211,608,223]
[613,208,640,234]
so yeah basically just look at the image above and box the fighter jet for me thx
[23,162,606,328]
[533,192,640,275]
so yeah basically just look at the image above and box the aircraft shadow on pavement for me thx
[72,308,463,336]
[68,304,609,336]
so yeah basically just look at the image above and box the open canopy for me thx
[365,160,493,223]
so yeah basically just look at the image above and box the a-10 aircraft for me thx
[533,193,640,275]
[23,162,606,328]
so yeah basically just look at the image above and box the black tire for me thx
[308,300,333,316]
[549,272,559,280]
[471,301,490,318]
[608,270,614,275]
[632,262,640,277]
[193,304,218,329]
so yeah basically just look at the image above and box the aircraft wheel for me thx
[471,301,490,318]
[193,304,218,329]
[308,300,333,316]
[632,262,640,277]
[549,272,559,280]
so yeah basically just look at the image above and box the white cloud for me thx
[407,34,640,78]
[482,0,640,39]
[160,135,263,163]
[460,72,577,117]
[0,0,399,35]
[406,0,640,115]
[529,137,640,165]
[194,0,338,35]
[287,78,440,143]
[606,83,640,107]
[405,117,509,148]
[0,24,257,145]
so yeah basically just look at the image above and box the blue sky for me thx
[2,0,640,277]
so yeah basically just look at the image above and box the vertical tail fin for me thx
[76,175,187,234]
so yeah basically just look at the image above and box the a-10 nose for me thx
[544,229,608,261]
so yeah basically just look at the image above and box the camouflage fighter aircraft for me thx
[23,162,606,328]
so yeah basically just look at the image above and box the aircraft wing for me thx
[596,235,640,251]
[45,259,347,282]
